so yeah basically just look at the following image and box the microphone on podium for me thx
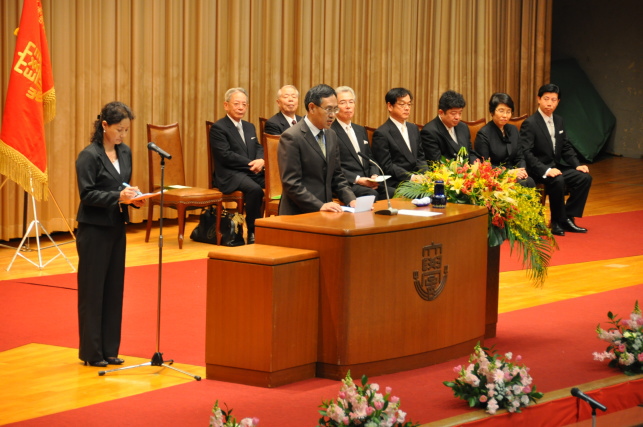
[358,152,398,215]
[147,142,173,159]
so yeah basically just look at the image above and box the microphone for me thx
[570,388,607,412]
[147,142,172,159]
[358,152,397,215]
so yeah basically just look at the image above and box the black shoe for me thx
[83,360,108,367]
[551,223,565,236]
[106,357,125,365]
[562,217,587,233]
[247,232,255,244]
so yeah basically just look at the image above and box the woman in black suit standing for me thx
[475,93,536,188]
[75,101,143,367]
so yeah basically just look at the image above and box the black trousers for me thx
[237,173,265,232]
[76,221,126,362]
[536,167,592,224]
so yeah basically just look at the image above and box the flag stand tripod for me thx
[98,154,201,381]
[6,175,75,272]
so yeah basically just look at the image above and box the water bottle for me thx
[432,180,447,208]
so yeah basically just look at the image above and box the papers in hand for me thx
[365,175,391,183]
[130,191,161,201]
[341,195,376,213]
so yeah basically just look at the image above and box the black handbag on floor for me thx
[190,206,218,244]
[219,210,245,247]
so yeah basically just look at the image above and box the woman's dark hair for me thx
[488,93,515,114]
[90,101,135,144]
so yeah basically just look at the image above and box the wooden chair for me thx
[364,125,376,146]
[205,120,245,214]
[508,114,528,130]
[462,118,486,149]
[261,132,282,217]
[146,123,223,249]
[258,117,267,136]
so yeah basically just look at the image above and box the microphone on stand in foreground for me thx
[147,142,172,159]
[358,152,397,215]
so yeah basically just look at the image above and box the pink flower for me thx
[486,398,499,415]
[479,395,488,403]
[515,355,522,362]
[638,353,643,362]
[618,344,626,353]
[523,385,532,393]
[453,365,462,373]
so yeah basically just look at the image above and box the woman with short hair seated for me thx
[475,93,536,188]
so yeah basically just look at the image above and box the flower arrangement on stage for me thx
[443,343,544,415]
[394,147,556,286]
[593,300,643,376]
[209,401,259,427]
[317,371,419,427]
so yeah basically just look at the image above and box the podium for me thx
[255,199,490,380]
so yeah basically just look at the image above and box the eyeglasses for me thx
[495,109,512,115]
[319,106,340,115]
[396,102,413,108]
[338,100,355,105]
[231,102,248,108]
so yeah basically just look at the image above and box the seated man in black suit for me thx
[421,90,479,163]
[331,86,394,201]
[520,83,592,236]
[371,87,428,189]
[278,84,356,215]
[264,85,302,135]
[210,87,265,244]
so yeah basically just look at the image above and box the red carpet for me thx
[500,210,643,272]
[2,261,642,426]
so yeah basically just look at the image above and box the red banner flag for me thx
[0,0,55,201]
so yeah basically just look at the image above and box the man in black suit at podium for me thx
[331,86,393,200]
[264,85,302,135]
[520,83,592,236]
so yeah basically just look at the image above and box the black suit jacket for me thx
[264,112,302,135]
[331,120,378,183]
[519,112,580,178]
[421,116,478,162]
[209,116,264,194]
[371,119,428,188]
[278,119,356,215]
[475,121,526,169]
[76,141,132,226]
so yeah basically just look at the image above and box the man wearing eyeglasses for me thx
[264,85,302,135]
[372,87,428,188]
[278,84,356,215]
[210,87,265,244]
[421,90,479,164]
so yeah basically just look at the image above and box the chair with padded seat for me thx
[261,132,282,217]
[146,122,223,249]
[508,113,528,131]
[205,120,245,214]
[462,118,486,149]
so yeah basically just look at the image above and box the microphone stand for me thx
[358,152,397,215]
[571,387,607,427]
[99,154,201,380]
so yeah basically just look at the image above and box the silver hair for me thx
[335,86,356,101]
[225,87,249,102]
[276,85,299,99]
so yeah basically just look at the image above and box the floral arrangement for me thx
[395,147,556,286]
[443,343,544,415]
[318,371,419,427]
[593,300,643,376]
[209,401,259,427]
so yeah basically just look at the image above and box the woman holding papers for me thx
[75,101,143,367]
